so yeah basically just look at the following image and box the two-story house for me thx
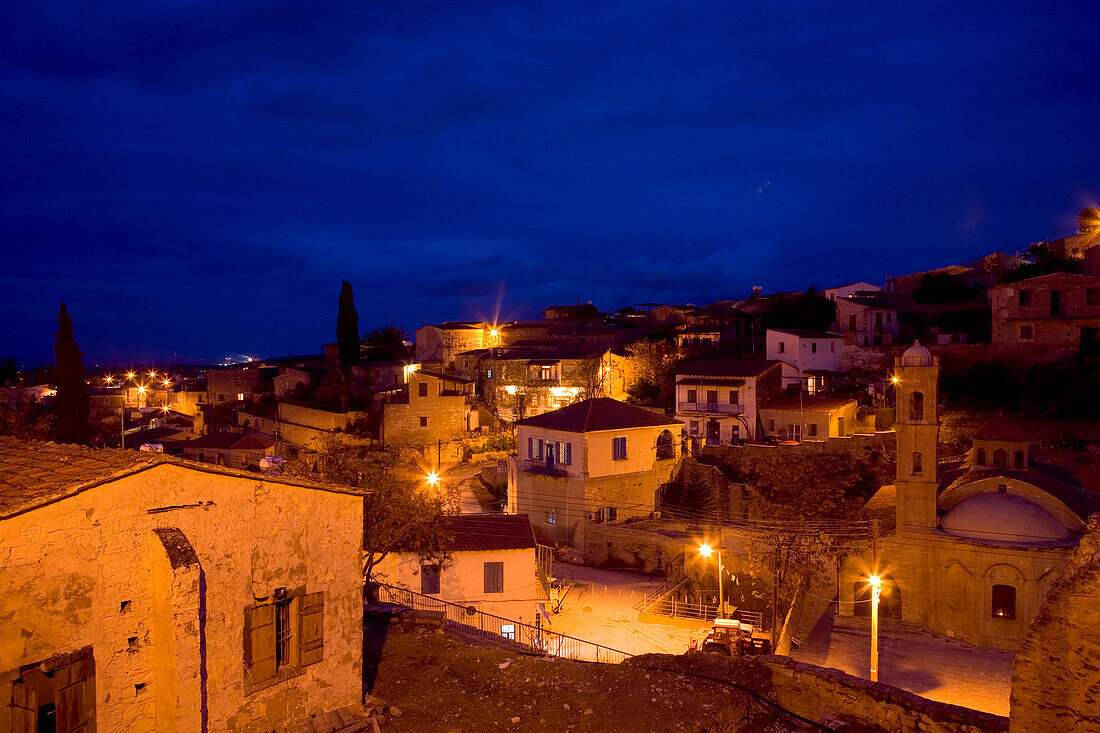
[382,369,478,450]
[674,359,782,446]
[507,398,681,548]
[765,329,843,394]
[991,273,1100,365]
[832,292,899,347]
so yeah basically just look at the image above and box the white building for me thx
[765,329,843,394]
[674,359,782,446]
[376,514,541,621]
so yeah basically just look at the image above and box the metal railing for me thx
[522,459,569,477]
[372,582,632,664]
[677,401,745,415]
[642,595,766,629]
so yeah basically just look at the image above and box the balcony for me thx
[522,459,570,477]
[677,401,745,415]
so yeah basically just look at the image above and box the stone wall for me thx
[759,655,1008,732]
[702,431,896,487]
[382,393,469,449]
[581,522,687,575]
[1010,515,1100,731]
[0,463,364,732]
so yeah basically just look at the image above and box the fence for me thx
[642,593,765,629]
[372,582,633,664]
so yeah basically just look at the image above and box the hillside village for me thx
[2,208,1100,731]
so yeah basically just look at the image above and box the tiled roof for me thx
[974,417,1028,442]
[769,329,842,339]
[760,395,857,413]
[416,370,475,384]
[0,437,161,518]
[516,398,680,433]
[677,359,779,378]
[181,432,274,451]
[0,436,366,519]
[448,514,537,552]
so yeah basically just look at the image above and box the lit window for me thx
[486,369,493,379]
[237,393,245,401]
[547,509,556,525]
[991,584,1016,619]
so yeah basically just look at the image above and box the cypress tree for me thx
[50,302,92,445]
[336,280,360,369]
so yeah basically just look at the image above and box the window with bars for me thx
[245,591,324,691]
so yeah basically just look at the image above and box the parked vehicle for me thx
[697,618,773,656]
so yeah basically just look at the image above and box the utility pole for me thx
[120,405,125,450]
[871,518,880,575]
[771,533,781,650]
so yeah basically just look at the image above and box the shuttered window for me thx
[245,591,324,691]
[298,592,325,667]
[484,562,504,594]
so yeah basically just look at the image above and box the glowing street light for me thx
[890,375,899,384]
[698,542,726,618]
[425,471,440,489]
[104,375,114,385]
[868,574,882,682]
[148,370,157,379]
[126,372,136,381]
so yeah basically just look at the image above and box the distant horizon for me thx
[3,2,1096,366]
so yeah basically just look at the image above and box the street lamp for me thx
[425,471,440,489]
[698,542,726,618]
[868,574,882,682]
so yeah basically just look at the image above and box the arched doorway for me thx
[656,430,674,459]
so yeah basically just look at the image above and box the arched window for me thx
[993,449,1007,468]
[992,584,1016,620]
[976,447,986,466]
[909,391,924,421]
[656,430,674,460]
[1014,450,1025,469]
[911,451,923,476]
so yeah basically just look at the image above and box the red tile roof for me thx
[447,514,537,552]
[516,398,680,433]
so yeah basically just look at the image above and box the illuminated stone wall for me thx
[0,463,363,732]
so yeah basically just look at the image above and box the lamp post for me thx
[698,543,725,618]
[868,574,882,682]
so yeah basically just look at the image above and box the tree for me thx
[281,440,452,583]
[362,325,410,362]
[760,290,837,331]
[336,281,360,369]
[0,357,17,387]
[49,302,91,445]
[624,339,681,408]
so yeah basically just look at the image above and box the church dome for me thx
[974,417,1027,443]
[900,341,933,367]
[942,492,1071,545]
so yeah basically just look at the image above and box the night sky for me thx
[3,1,1097,366]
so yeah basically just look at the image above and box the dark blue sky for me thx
[3,1,1097,365]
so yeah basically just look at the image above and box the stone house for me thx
[674,359,782,446]
[675,325,723,351]
[833,292,899,347]
[507,398,682,548]
[0,437,365,732]
[765,329,843,394]
[205,367,265,406]
[990,272,1100,365]
[271,366,327,398]
[381,369,478,450]
[415,322,500,365]
[758,395,859,441]
[838,345,1100,649]
[461,347,632,424]
[375,513,541,621]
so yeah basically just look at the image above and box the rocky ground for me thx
[363,625,806,732]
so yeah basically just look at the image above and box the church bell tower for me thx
[893,342,940,531]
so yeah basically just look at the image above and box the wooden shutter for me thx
[484,562,504,594]
[298,592,325,667]
[245,604,277,684]
[56,656,94,733]
[11,681,36,733]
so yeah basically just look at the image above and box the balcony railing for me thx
[522,459,570,477]
[677,401,745,415]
